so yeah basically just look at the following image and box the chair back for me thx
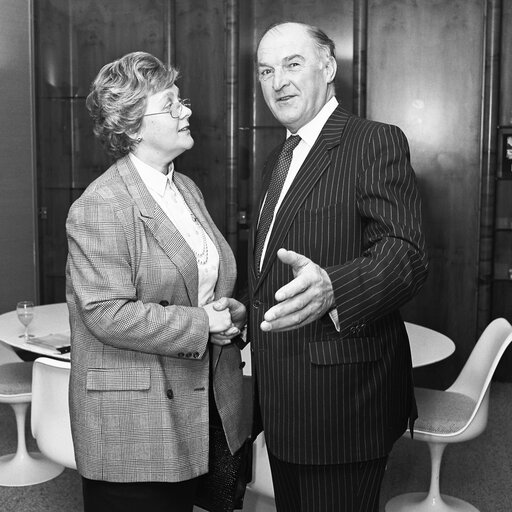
[31,357,77,469]
[448,318,512,399]
[445,318,512,439]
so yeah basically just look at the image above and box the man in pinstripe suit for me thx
[248,22,429,511]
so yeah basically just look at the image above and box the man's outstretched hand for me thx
[260,248,334,332]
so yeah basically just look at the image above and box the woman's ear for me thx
[127,131,143,144]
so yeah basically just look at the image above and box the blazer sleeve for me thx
[66,190,210,358]
[326,123,429,329]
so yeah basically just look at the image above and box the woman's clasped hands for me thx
[203,297,247,346]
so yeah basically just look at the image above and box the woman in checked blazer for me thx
[66,52,250,512]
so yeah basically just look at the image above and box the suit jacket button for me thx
[166,389,174,399]
[159,300,169,307]
[178,352,185,358]
[239,361,246,369]
[193,352,200,358]
[186,352,192,358]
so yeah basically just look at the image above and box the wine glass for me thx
[17,300,35,340]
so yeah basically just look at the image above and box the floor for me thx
[0,382,511,511]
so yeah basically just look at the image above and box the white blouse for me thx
[130,153,220,307]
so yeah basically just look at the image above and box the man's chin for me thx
[271,108,298,128]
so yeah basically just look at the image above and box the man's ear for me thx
[324,55,337,84]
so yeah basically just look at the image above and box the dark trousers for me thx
[82,476,199,512]
[267,450,388,512]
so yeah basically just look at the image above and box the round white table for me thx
[241,321,455,374]
[1,306,455,367]
[0,303,70,360]
[405,322,455,367]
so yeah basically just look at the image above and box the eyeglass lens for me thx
[170,99,191,118]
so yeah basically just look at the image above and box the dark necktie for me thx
[254,135,301,273]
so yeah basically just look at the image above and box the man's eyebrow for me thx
[284,54,305,62]
[258,54,305,68]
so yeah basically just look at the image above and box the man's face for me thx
[257,23,335,133]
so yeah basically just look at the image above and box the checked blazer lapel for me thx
[117,156,199,306]
[252,105,351,290]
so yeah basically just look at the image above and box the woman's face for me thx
[135,85,194,170]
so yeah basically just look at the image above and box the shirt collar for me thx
[288,96,339,148]
[129,153,174,197]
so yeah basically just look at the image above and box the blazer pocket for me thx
[86,367,151,391]
[309,337,383,365]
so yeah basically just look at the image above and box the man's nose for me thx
[272,67,289,90]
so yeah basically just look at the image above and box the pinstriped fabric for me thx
[66,156,250,483]
[268,451,387,511]
[248,104,428,466]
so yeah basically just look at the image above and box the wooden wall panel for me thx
[500,0,512,125]
[35,0,173,303]
[249,0,354,160]
[235,0,354,291]
[173,0,227,230]
[367,0,485,376]
[0,0,38,313]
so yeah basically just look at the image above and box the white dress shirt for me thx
[130,153,219,307]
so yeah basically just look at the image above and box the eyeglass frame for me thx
[143,98,191,119]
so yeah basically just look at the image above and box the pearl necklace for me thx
[190,214,209,265]
[171,183,209,265]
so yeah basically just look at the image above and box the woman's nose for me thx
[181,104,192,118]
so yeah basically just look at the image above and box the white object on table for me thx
[0,303,70,360]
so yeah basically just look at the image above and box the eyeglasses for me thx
[143,98,191,119]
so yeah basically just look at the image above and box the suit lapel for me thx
[117,156,199,306]
[253,106,351,290]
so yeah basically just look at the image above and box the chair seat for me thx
[414,387,476,435]
[0,362,33,396]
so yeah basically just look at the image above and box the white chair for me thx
[0,343,64,486]
[31,357,76,469]
[386,317,512,512]
[247,432,275,496]
[240,345,275,502]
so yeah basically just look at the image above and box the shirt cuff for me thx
[329,308,341,332]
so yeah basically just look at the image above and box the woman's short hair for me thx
[86,51,179,159]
